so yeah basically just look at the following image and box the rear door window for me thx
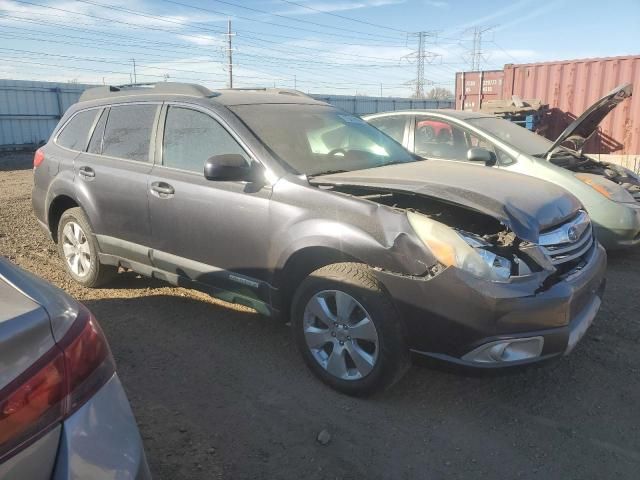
[102,104,158,162]
[56,109,100,151]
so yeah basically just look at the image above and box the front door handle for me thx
[78,166,95,179]
[150,181,175,197]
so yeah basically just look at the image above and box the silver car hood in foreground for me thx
[546,82,633,159]
[311,160,581,243]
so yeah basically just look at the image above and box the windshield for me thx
[231,104,416,175]
[467,116,554,157]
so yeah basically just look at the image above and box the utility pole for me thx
[225,19,235,88]
[294,75,297,90]
[415,31,426,98]
[131,58,137,84]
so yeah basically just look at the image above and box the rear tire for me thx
[291,262,410,396]
[57,207,117,287]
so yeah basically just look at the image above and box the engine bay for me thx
[331,185,541,276]
[549,151,640,201]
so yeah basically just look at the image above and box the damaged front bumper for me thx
[373,242,607,369]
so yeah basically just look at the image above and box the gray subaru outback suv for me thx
[32,83,606,395]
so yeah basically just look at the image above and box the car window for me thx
[102,104,158,162]
[367,116,406,144]
[414,116,494,162]
[56,109,100,151]
[162,107,249,173]
[87,109,108,154]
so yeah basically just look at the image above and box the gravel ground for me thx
[2,152,639,479]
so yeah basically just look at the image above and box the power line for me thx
[161,0,402,41]
[277,0,408,33]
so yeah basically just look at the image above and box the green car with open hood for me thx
[365,83,640,249]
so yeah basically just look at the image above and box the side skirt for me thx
[96,235,274,316]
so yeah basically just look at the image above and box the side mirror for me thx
[467,147,497,166]
[204,154,263,182]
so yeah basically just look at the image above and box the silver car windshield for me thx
[231,104,416,175]
[467,116,554,157]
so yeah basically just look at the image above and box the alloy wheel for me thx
[303,290,379,380]
[62,221,91,278]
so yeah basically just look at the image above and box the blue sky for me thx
[0,0,638,96]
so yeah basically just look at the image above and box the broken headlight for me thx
[407,211,512,282]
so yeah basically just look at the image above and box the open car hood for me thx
[546,83,633,159]
[310,161,581,243]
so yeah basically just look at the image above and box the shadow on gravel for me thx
[80,284,640,480]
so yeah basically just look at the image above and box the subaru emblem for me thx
[567,226,579,242]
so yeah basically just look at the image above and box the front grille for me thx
[538,211,594,268]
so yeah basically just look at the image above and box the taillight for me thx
[33,148,45,168]
[0,306,115,461]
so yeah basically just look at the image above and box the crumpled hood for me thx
[546,82,633,158]
[310,160,582,243]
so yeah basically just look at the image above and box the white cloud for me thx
[425,0,448,8]
[277,0,405,15]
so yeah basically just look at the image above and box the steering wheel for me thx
[327,148,347,156]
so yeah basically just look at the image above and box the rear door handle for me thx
[150,181,175,197]
[78,166,95,179]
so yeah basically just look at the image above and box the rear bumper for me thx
[53,374,151,480]
[374,243,607,369]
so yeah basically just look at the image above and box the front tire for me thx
[291,262,410,396]
[57,207,117,287]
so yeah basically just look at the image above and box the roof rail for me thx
[217,87,312,99]
[78,82,218,102]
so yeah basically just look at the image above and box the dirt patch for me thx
[1,159,639,479]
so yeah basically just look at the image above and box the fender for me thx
[270,216,435,290]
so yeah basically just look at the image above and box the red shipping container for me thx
[455,55,640,155]
[502,56,640,155]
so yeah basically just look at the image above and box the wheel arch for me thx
[272,246,362,317]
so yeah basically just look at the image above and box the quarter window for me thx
[102,104,158,162]
[56,109,99,151]
[162,107,249,173]
[367,116,406,144]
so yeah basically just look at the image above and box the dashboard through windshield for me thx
[231,103,416,175]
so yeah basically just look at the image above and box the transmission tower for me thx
[402,31,440,98]
[466,26,494,71]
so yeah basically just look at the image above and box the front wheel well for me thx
[48,195,79,242]
[274,247,360,318]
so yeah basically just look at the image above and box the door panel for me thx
[73,104,159,252]
[148,105,271,291]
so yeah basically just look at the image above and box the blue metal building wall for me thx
[0,79,454,148]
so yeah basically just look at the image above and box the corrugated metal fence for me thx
[0,79,454,149]
[309,94,453,116]
[0,79,93,148]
